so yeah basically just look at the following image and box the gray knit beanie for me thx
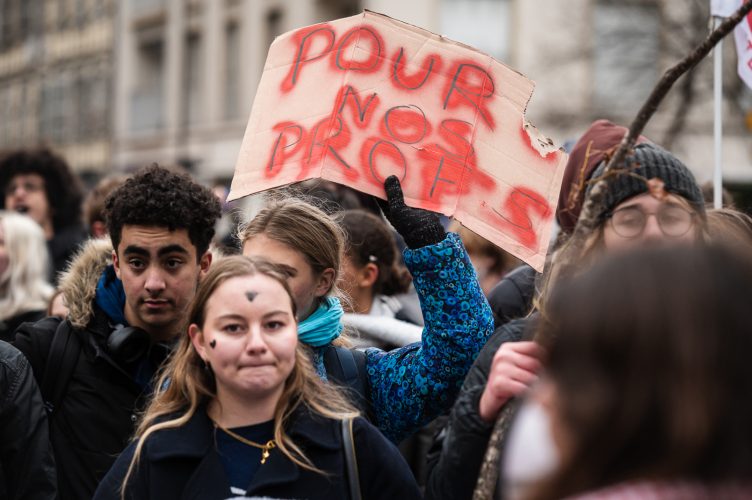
[588,143,705,220]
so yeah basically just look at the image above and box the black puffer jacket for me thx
[424,316,537,500]
[0,340,56,500]
[487,264,538,329]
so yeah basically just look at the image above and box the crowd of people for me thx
[0,118,751,500]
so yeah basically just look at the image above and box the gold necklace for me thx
[215,423,276,464]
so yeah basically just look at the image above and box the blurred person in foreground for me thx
[505,244,752,500]
[0,149,86,281]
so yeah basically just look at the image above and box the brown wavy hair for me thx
[529,244,752,499]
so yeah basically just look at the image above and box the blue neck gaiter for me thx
[94,265,127,325]
[297,296,343,348]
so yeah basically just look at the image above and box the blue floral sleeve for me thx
[364,232,495,443]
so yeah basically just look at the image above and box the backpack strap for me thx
[40,319,82,416]
[341,417,362,500]
[323,346,373,421]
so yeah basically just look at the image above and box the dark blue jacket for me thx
[94,406,421,500]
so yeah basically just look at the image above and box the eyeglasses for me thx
[605,205,696,238]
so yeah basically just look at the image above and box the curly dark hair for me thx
[104,164,222,258]
[0,148,84,231]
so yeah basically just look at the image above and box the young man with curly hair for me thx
[14,165,221,500]
[0,149,87,280]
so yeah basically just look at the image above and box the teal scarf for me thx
[298,297,343,347]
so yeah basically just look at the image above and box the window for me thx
[265,9,283,52]
[224,22,239,120]
[40,75,70,143]
[439,0,511,61]
[593,1,660,113]
[77,66,109,140]
[130,37,164,132]
[184,33,203,125]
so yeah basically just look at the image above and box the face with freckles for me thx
[189,274,298,401]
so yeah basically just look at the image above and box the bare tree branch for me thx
[574,1,752,251]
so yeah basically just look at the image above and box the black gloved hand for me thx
[377,175,445,249]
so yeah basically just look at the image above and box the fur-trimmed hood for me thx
[58,237,114,329]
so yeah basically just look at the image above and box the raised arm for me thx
[365,176,495,443]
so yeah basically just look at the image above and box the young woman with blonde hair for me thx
[94,256,420,499]
[240,176,495,443]
[0,211,54,341]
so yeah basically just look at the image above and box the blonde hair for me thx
[0,211,53,320]
[121,256,358,497]
[237,195,354,346]
[706,207,752,248]
[237,196,345,301]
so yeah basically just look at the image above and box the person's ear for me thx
[189,323,208,361]
[112,250,121,279]
[360,263,379,288]
[314,268,336,297]
[198,251,212,280]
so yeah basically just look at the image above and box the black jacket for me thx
[0,309,45,343]
[487,264,538,329]
[94,407,422,500]
[14,310,162,500]
[0,341,56,500]
[424,316,536,500]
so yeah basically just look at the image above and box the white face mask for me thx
[500,394,561,500]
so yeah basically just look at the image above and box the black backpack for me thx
[323,345,374,422]
[40,319,81,416]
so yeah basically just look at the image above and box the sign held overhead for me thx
[230,10,568,271]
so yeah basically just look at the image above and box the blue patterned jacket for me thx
[362,232,494,443]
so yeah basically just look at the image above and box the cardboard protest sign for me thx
[229,10,568,271]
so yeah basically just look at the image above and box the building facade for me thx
[5,0,747,185]
[0,0,114,178]
[113,0,358,181]
[364,0,752,183]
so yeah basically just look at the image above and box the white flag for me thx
[711,0,742,17]
[711,0,752,89]
[734,7,752,89]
